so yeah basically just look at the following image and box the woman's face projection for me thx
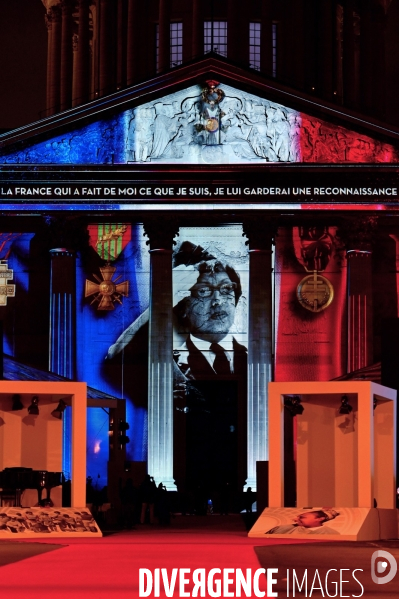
[184,270,236,337]
[294,512,324,528]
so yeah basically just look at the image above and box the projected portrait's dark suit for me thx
[172,259,247,493]
[175,336,247,379]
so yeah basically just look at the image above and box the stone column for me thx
[359,1,387,118]
[45,216,88,484]
[72,34,79,106]
[192,0,203,59]
[345,217,376,372]
[289,0,305,89]
[99,0,114,96]
[73,0,91,107]
[320,0,333,100]
[227,0,241,62]
[158,0,172,72]
[60,0,74,112]
[260,0,272,76]
[343,0,356,106]
[45,12,53,115]
[49,248,77,380]
[242,219,275,490]
[127,0,140,84]
[47,5,62,115]
[117,0,126,90]
[144,219,179,490]
[372,4,387,119]
[389,234,399,317]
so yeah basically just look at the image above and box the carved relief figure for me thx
[127,107,155,162]
[150,103,181,158]
[117,82,399,165]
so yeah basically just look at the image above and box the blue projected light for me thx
[0,227,150,491]
[1,113,129,165]
[76,225,150,472]
[0,233,34,355]
[0,83,304,166]
[0,82,397,166]
[62,406,72,480]
[86,408,110,490]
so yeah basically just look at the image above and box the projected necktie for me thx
[210,343,231,375]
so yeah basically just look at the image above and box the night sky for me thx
[0,1,47,130]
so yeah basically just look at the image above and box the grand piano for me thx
[0,467,63,507]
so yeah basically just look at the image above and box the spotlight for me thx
[11,394,23,411]
[51,400,66,419]
[284,395,304,416]
[339,395,353,415]
[28,395,39,415]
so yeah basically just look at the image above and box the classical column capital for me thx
[143,217,179,251]
[72,33,79,52]
[338,215,378,254]
[43,216,89,253]
[41,0,61,8]
[48,4,62,22]
[242,217,277,251]
[375,0,391,18]
[60,0,74,11]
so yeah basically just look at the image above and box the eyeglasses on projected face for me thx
[190,282,237,299]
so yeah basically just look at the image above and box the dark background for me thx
[0,1,47,130]
[2,1,399,131]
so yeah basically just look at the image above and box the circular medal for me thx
[296,272,334,312]
[205,117,219,132]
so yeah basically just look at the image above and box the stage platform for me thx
[249,506,398,541]
[0,515,397,597]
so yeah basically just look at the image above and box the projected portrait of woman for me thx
[172,228,248,383]
[266,509,341,535]
[171,228,248,491]
[173,259,247,380]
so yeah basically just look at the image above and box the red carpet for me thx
[0,516,311,599]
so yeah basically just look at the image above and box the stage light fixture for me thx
[284,395,304,416]
[339,394,353,415]
[51,399,66,419]
[28,395,39,415]
[11,394,23,411]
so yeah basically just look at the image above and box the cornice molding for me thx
[2,55,399,153]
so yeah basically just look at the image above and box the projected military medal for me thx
[85,264,129,311]
[296,271,334,312]
[85,223,131,310]
[293,226,334,313]
[0,260,15,306]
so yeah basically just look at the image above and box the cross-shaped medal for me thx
[306,270,328,311]
[0,260,15,306]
